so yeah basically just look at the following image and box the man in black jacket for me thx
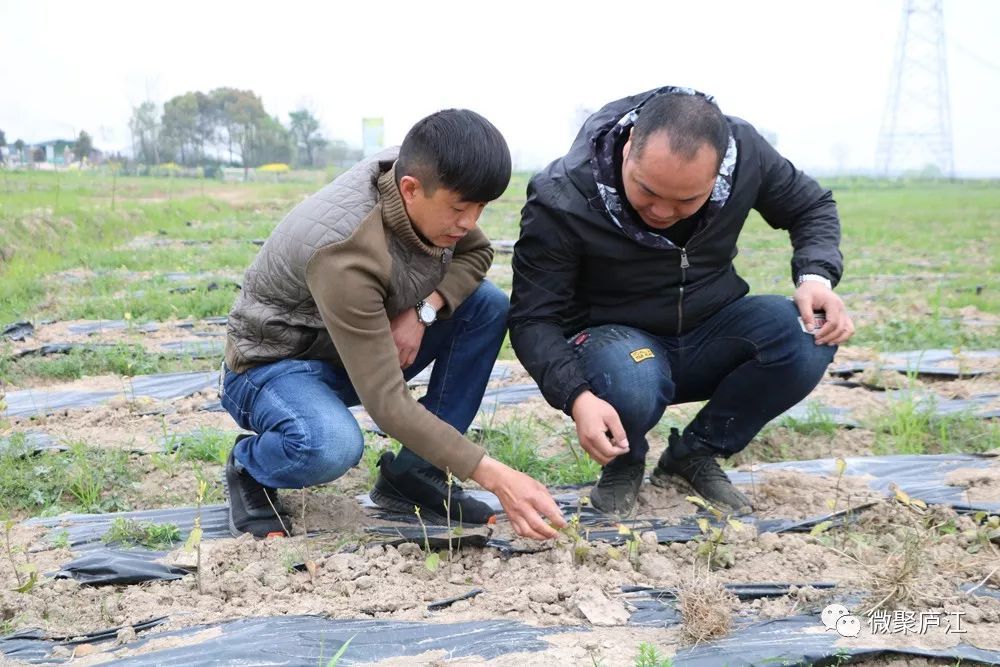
[509,87,854,516]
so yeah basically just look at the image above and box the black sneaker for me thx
[223,441,292,538]
[651,428,752,515]
[589,455,646,516]
[369,451,495,525]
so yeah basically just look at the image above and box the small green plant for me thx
[963,511,1000,554]
[184,477,209,594]
[616,523,642,569]
[3,516,37,593]
[103,517,180,550]
[52,529,70,549]
[558,496,591,565]
[413,506,440,572]
[687,496,742,570]
[320,633,356,667]
[634,642,673,667]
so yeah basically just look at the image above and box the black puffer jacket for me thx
[508,87,843,414]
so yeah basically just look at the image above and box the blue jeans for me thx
[220,281,509,488]
[571,295,837,461]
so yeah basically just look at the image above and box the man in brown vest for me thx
[222,109,565,539]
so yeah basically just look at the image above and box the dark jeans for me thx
[220,281,509,488]
[571,295,836,461]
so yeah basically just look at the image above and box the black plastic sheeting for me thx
[622,583,837,628]
[672,613,1000,666]
[25,504,231,552]
[728,453,1000,513]
[66,320,160,335]
[776,401,861,428]
[0,618,167,664]
[1,616,570,666]
[5,370,220,417]
[0,430,66,455]
[831,348,1000,378]
[492,239,516,254]
[2,320,35,341]
[55,549,190,585]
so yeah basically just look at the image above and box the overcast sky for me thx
[2,0,998,175]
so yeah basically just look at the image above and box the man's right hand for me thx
[570,391,630,465]
[471,456,566,540]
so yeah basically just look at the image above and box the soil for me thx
[2,320,999,665]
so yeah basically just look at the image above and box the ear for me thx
[398,174,422,204]
[622,130,633,163]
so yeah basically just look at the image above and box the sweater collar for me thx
[377,164,445,258]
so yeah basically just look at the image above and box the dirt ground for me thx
[1,321,1000,665]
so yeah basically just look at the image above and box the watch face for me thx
[419,303,437,324]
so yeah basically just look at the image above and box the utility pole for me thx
[876,0,954,177]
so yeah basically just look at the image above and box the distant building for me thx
[30,139,76,165]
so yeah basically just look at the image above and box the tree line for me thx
[129,88,333,170]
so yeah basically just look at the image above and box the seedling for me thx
[413,506,439,572]
[687,496,742,570]
[617,523,642,569]
[559,496,591,565]
[183,477,209,594]
[3,516,37,592]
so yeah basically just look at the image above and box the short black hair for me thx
[631,93,729,169]
[395,109,512,202]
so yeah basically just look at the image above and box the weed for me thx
[676,574,737,643]
[103,517,180,550]
[634,642,673,667]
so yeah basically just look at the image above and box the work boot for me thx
[651,428,752,515]
[588,455,646,516]
[369,451,495,525]
[223,439,292,538]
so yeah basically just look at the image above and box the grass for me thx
[472,417,600,485]
[870,393,1000,455]
[0,437,135,516]
[1,342,212,385]
[778,402,839,436]
[102,517,180,550]
[163,427,236,466]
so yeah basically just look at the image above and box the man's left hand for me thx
[390,308,425,368]
[793,281,855,346]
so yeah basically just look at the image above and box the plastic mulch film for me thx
[671,613,1000,666]
[2,320,35,341]
[5,371,220,417]
[0,617,167,665]
[830,349,1000,378]
[25,505,231,552]
[2,616,571,665]
[0,430,66,455]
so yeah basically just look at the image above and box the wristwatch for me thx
[415,299,437,326]
[796,274,832,290]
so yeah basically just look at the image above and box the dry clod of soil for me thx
[570,587,630,626]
